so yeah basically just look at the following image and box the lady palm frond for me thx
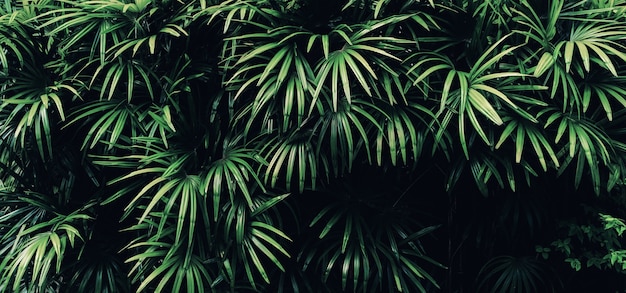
[219,198,292,289]
[65,251,130,293]
[555,22,626,77]
[560,0,626,20]
[408,35,530,158]
[262,134,318,193]
[476,255,559,293]
[66,100,144,150]
[0,19,72,160]
[203,142,266,216]
[100,129,292,289]
[36,0,166,58]
[225,25,318,134]
[103,139,203,226]
[541,108,615,194]
[521,0,626,110]
[315,97,379,176]
[512,0,561,51]
[496,115,560,172]
[370,99,435,166]
[452,147,541,195]
[0,192,92,292]
[311,22,409,110]
[124,217,214,293]
[303,188,443,293]
[580,73,626,121]
[0,193,49,256]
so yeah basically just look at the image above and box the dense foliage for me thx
[1,0,626,292]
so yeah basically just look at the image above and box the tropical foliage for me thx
[1,0,626,292]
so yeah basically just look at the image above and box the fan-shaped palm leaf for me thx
[304,196,443,293]
[225,26,318,133]
[496,116,560,171]
[262,134,318,193]
[371,100,434,166]
[408,35,530,158]
[542,108,615,194]
[311,23,408,111]
[0,192,91,292]
[476,255,559,293]
[315,97,379,176]
[124,221,214,293]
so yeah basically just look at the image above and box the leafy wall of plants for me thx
[1,0,626,292]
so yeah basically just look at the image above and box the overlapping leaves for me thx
[3,0,626,292]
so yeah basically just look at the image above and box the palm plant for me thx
[476,255,560,293]
[2,0,626,292]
